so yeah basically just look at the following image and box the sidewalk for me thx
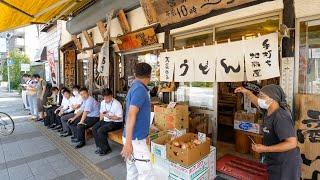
[0,88,126,180]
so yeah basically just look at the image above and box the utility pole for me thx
[7,59,10,92]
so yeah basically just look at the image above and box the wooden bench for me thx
[85,128,123,145]
[108,129,123,145]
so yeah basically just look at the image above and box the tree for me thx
[2,49,30,90]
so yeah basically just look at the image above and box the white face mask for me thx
[73,91,79,96]
[258,98,270,109]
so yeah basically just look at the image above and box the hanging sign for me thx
[216,41,245,82]
[159,51,175,82]
[193,45,216,82]
[174,48,195,82]
[153,0,256,26]
[20,64,30,72]
[244,33,280,81]
[117,27,158,51]
[47,50,57,85]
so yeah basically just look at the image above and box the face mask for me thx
[258,98,270,109]
[73,91,79,96]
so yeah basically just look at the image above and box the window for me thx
[298,19,320,94]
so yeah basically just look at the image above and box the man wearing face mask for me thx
[235,84,301,180]
[60,85,83,137]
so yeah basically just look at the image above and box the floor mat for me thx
[216,154,268,180]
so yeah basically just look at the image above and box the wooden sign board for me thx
[64,50,76,88]
[153,0,256,26]
[117,27,158,51]
[140,0,158,24]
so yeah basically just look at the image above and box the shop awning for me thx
[0,0,92,32]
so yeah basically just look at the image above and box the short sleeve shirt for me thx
[263,108,300,165]
[123,80,150,140]
[61,97,72,110]
[100,99,123,122]
[80,96,100,117]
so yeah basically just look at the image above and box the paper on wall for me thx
[174,48,195,82]
[216,41,245,82]
[193,45,216,82]
[244,33,280,81]
[159,51,175,82]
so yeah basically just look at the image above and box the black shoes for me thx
[49,124,56,129]
[75,142,85,149]
[71,139,79,143]
[99,149,112,156]
[61,133,72,137]
[52,125,62,130]
[71,136,76,140]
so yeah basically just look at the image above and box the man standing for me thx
[121,63,154,180]
[60,85,82,137]
[32,74,47,121]
[68,88,100,149]
[92,88,123,156]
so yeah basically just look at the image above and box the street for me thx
[0,88,126,180]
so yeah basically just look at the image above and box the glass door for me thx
[298,19,320,94]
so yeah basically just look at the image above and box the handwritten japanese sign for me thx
[193,46,216,82]
[174,48,195,82]
[159,51,175,82]
[216,41,245,82]
[244,33,280,81]
[153,0,256,26]
[117,27,158,51]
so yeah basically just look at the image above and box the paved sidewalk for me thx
[0,87,126,180]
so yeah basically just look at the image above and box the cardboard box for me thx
[151,154,170,173]
[149,130,168,141]
[234,111,259,123]
[167,133,210,166]
[234,120,261,134]
[154,104,189,131]
[151,134,172,159]
[169,156,209,180]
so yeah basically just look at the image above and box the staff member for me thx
[235,84,301,180]
[121,63,154,180]
[92,88,123,156]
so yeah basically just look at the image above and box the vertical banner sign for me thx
[244,33,280,81]
[174,48,195,82]
[47,50,57,85]
[159,51,174,82]
[193,45,216,82]
[153,0,256,26]
[216,41,245,82]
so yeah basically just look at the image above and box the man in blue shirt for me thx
[67,87,100,149]
[121,63,154,180]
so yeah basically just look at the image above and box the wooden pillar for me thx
[282,0,295,57]
[117,9,131,34]
[71,35,82,51]
[82,30,94,48]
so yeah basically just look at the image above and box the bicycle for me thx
[0,112,15,136]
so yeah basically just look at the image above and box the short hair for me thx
[22,74,30,78]
[72,85,80,90]
[79,87,88,93]
[134,63,152,78]
[102,88,113,96]
[60,87,67,93]
[63,89,71,94]
[51,87,59,91]
[32,74,40,78]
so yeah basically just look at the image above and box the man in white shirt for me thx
[60,85,83,137]
[92,88,123,156]
[52,89,73,131]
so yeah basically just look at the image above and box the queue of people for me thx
[22,74,124,156]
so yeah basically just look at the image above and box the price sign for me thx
[198,132,206,143]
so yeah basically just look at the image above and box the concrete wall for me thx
[294,0,320,18]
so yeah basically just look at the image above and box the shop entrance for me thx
[171,13,281,161]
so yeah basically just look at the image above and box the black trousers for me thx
[44,106,58,126]
[92,121,123,151]
[54,110,62,126]
[76,117,99,143]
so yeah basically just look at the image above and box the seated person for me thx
[46,87,65,128]
[51,89,73,131]
[67,87,100,149]
[60,85,83,137]
[92,88,123,156]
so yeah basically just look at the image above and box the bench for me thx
[85,128,123,145]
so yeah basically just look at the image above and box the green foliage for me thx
[2,49,30,90]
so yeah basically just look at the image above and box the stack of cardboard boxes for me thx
[151,103,216,180]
